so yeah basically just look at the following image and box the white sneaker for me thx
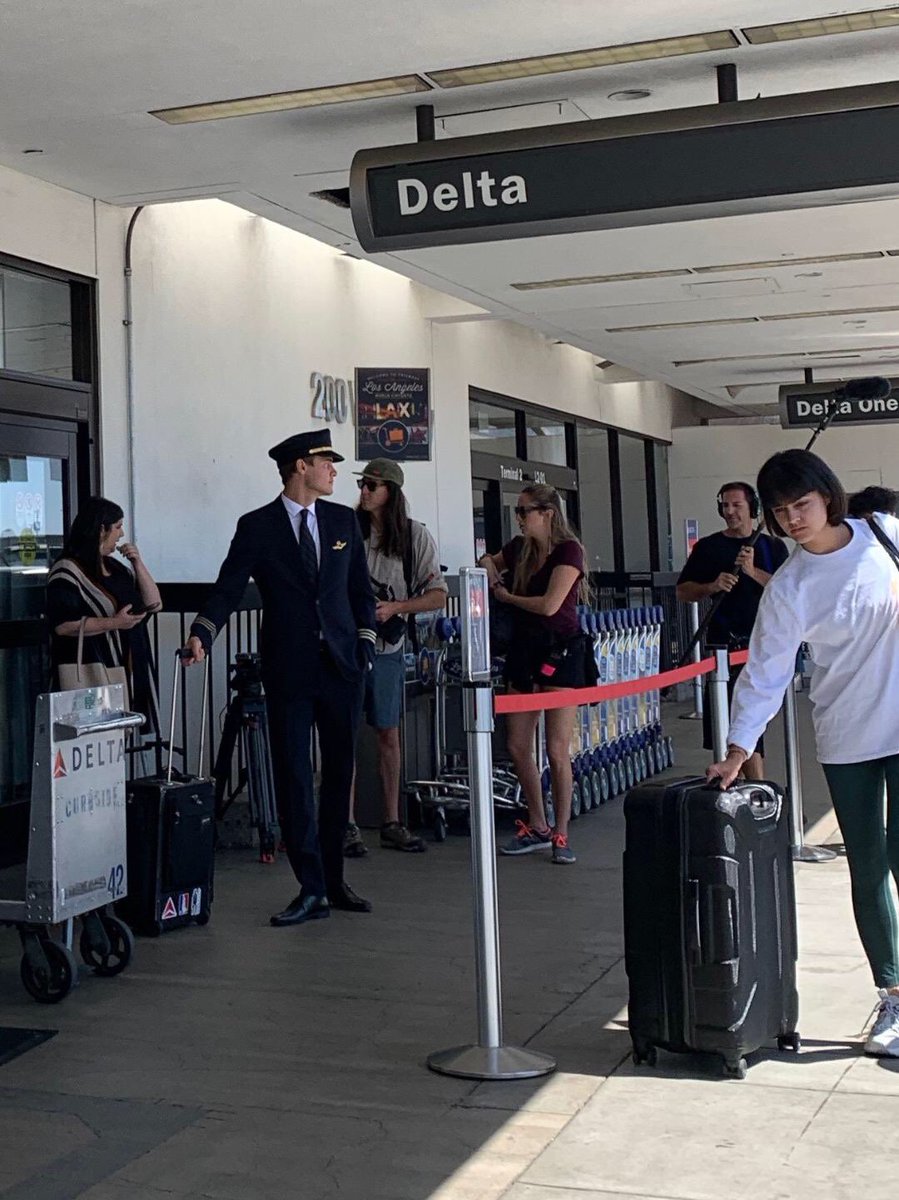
[865,990,899,1056]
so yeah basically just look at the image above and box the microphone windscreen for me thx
[840,376,892,402]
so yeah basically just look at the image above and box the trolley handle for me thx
[53,712,145,740]
[168,649,211,785]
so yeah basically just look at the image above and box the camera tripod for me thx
[213,659,279,864]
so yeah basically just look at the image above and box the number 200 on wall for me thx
[310,372,353,424]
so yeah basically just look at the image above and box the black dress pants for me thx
[266,646,364,897]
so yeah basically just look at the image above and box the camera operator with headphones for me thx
[676,482,788,780]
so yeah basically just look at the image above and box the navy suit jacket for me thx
[191,497,376,698]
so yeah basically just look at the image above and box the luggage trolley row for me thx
[407,605,674,838]
[406,617,521,841]
[562,606,674,818]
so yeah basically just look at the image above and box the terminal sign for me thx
[779,379,899,430]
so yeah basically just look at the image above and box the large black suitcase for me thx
[117,652,214,936]
[623,776,799,1078]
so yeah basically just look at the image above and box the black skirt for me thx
[502,630,598,694]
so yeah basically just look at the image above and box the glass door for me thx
[0,414,79,805]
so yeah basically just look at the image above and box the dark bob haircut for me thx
[756,449,847,539]
[847,485,898,519]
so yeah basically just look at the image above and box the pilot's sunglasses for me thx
[514,504,547,518]
[357,479,382,492]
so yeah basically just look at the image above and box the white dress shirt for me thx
[281,494,320,565]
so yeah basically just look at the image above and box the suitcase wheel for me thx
[723,1057,748,1080]
[777,1032,801,1053]
[631,1044,657,1068]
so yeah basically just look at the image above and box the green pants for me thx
[822,755,899,988]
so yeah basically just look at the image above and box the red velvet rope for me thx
[493,648,749,715]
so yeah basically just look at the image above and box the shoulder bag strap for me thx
[403,525,419,652]
[866,517,899,573]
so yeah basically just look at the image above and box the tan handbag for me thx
[58,617,130,708]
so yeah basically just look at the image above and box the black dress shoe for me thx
[327,883,372,913]
[270,892,330,927]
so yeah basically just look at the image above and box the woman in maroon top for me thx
[479,485,595,865]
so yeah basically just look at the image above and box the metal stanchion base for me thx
[792,844,837,863]
[679,712,702,721]
[427,1044,556,1081]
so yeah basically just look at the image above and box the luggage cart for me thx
[405,636,521,842]
[0,683,143,1003]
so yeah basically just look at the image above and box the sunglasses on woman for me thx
[514,504,548,518]
[357,479,384,492]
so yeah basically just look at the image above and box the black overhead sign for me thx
[779,380,899,430]
[350,83,899,252]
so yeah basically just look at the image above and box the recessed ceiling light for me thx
[693,251,886,273]
[426,29,738,88]
[150,74,432,124]
[606,316,759,333]
[608,89,652,101]
[511,267,691,290]
[743,7,899,44]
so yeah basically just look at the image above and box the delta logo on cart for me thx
[53,750,67,779]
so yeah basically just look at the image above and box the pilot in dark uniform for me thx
[183,430,377,926]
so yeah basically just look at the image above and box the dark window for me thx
[523,414,569,465]
[618,433,651,572]
[575,425,614,572]
[0,266,73,380]
[469,399,518,457]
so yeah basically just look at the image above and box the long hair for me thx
[756,450,847,538]
[511,484,589,602]
[61,496,123,581]
[356,481,409,559]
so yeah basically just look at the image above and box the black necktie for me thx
[299,508,318,583]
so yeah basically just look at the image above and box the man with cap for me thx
[182,430,377,926]
[344,459,447,856]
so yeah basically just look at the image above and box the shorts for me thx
[502,632,598,694]
[701,662,765,756]
[363,650,405,730]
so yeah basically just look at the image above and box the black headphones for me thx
[717,481,760,520]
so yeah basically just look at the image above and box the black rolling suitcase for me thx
[117,652,214,936]
[623,776,799,1079]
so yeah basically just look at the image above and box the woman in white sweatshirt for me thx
[708,448,899,1057]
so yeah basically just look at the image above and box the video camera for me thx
[228,652,264,697]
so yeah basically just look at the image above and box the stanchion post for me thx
[687,602,704,720]
[709,649,730,762]
[427,568,556,1081]
[782,674,836,863]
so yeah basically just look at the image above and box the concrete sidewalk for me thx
[0,695,893,1200]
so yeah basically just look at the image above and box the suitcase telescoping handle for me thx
[166,649,210,785]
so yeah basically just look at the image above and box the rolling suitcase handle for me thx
[166,649,210,785]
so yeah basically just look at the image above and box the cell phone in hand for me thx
[128,602,149,617]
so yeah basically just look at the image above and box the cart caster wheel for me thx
[609,764,620,796]
[194,912,210,926]
[20,940,77,1003]
[80,915,134,977]
[778,1032,801,1053]
[433,813,448,842]
[571,781,582,819]
[724,1057,748,1080]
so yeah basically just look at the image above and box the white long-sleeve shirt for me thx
[729,514,899,765]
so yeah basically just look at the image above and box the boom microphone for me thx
[835,376,892,402]
[805,376,892,451]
